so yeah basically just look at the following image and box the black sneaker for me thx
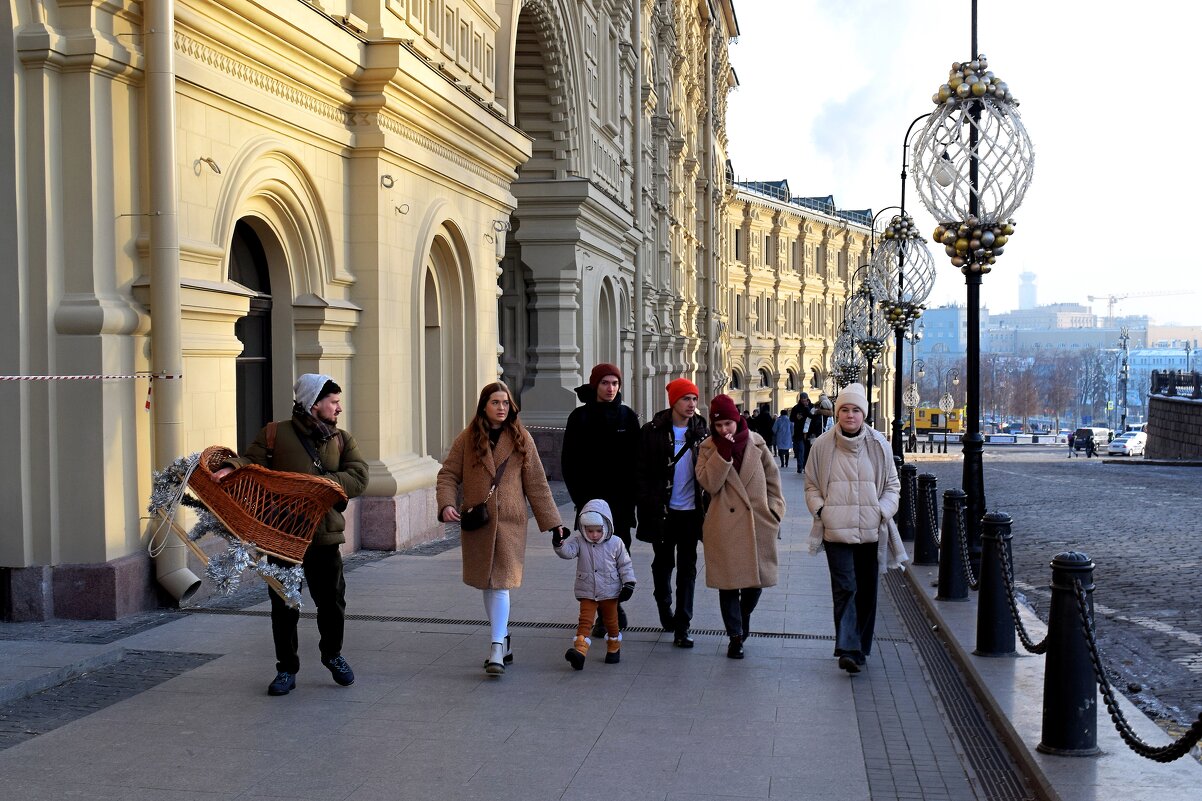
[838,655,861,674]
[672,631,694,649]
[267,671,296,696]
[321,655,355,686]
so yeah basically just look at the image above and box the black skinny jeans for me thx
[651,508,703,633]
[269,543,346,673]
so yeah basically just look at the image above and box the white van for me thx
[1073,427,1111,451]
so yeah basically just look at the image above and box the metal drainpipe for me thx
[147,0,200,603]
[631,5,645,414]
[703,18,715,401]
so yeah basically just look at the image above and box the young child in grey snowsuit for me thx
[553,498,636,669]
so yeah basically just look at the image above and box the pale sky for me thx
[726,1,1202,327]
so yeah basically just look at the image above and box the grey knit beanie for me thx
[294,373,334,412]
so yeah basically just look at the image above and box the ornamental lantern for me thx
[910,55,1034,274]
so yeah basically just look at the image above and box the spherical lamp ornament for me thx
[831,325,866,389]
[869,213,936,329]
[910,54,1034,230]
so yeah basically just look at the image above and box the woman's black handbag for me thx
[460,457,510,531]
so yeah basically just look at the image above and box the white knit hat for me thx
[294,373,334,412]
[836,383,869,418]
[578,510,607,530]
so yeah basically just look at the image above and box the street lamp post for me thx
[906,322,924,451]
[939,367,961,453]
[910,9,1034,572]
[1118,328,1131,432]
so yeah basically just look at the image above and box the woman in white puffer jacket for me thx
[803,383,906,674]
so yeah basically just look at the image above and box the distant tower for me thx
[1018,272,1036,310]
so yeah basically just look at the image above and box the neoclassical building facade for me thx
[721,180,885,417]
[1,0,740,618]
[500,0,737,422]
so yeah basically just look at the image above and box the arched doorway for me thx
[597,279,617,367]
[229,219,273,448]
[421,233,469,460]
[498,0,585,422]
[423,268,444,459]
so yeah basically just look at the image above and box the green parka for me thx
[224,416,369,547]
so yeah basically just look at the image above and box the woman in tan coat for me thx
[437,382,567,675]
[695,394,785,659]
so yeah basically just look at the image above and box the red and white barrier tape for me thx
[0,372,182,381]
[0,372,182,411]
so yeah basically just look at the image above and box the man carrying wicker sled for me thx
[214,373,369,696]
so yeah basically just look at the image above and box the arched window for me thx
[730,370,742,390]
[786,369,797,391]
[759,367,772,388]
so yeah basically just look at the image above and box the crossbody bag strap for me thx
[483,456,512,503]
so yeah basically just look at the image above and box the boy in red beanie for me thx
[634,377,707,647]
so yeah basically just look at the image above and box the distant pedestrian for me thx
[561,362,640,633]
[634,378,707,647]
[771,409,794,468]
[213,374,369,697]
[1085,435,1096,459]
[553,499,636,670]
[789,393,814,473]
[804,383,908,675]
[437,381,569,676]
[1066,431,1075,458]
[696,395,784,659]
[756,406,776,441]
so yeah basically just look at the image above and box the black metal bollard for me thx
[898,463,917,542]
[936,488,969,601]
[913,473,939,565]
[1038,551,1100,756]
[975,512,1015,656]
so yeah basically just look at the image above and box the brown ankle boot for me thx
[565,635,589,670]
[604,634,622,664]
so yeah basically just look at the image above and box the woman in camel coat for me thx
[437,381,566,676]
[695,394,785,659]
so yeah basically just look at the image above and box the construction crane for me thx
[1087,290,1196,324]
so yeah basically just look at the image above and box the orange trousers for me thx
[576,597,620,638]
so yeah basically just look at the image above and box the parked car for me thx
[1107,431,1147,456]
[1054,429,1071,444]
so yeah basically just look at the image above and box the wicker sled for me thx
[188,446,347,563]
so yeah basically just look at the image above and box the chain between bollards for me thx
[936,488,972,600]
[913,473,939,565]
[994,534,1046,653]
[1071,577,1202,762]
[956,499,979,591]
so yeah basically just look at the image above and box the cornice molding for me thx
[175,30,515,191]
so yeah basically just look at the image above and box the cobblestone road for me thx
[915,446,1202,729]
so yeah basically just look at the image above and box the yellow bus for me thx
[913,406,966,434]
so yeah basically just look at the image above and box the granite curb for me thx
[903,562,1202,801]
[0,643,126,705]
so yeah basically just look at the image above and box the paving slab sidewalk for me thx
[1,475,1017,800]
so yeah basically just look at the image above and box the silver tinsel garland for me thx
[148,452,304,607]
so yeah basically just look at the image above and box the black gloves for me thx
[550,526,570,547]
[618,582,635,602]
